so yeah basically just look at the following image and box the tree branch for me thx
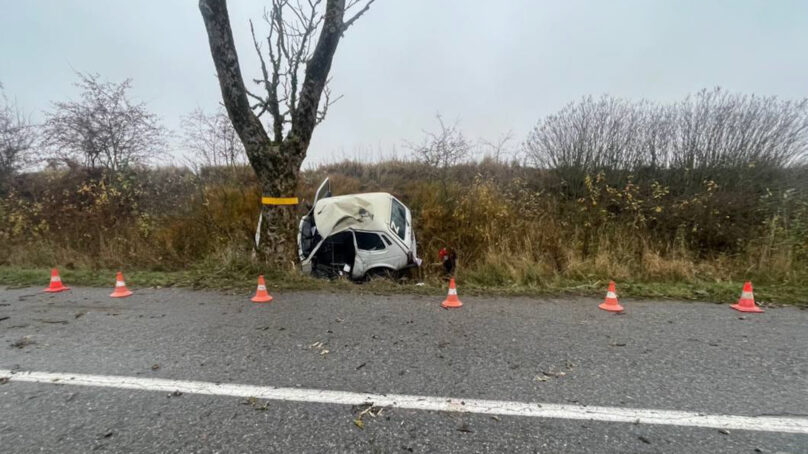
[342,0,375,31]
[199,0,272,175]
[249,18,284,141]
[287,0,347,156]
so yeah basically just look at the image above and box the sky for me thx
[1,0,807,167]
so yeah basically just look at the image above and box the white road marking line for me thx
[2,369,807,434]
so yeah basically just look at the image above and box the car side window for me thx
[356,232,386,251]
[391,199,407,241]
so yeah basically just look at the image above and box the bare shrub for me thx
[0,85,35,192]
[181,107,246,168]
[669,89,808,191]
[525,89,808,195]
[42,73,166,171]
[407,114,471,172]
[479,131,514,164]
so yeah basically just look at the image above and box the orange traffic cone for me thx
[731,281,763,313]
[251,275,273,303]
[110,272,133,298]
[598,280,624,312]
[441,278,463,309]
[43,268,70,293]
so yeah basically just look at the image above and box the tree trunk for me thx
[257,196,298,265]
[254,142,304,265]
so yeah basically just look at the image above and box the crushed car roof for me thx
[313,192,392,238]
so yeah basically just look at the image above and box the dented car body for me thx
[298,178,420,279]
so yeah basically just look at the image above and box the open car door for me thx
[299,178,332,261]
[313,177,331,207]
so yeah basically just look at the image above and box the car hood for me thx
[313,192,393,238]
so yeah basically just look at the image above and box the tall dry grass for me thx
[1,159,806,288]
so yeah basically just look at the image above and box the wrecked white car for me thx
[298,178,421,280]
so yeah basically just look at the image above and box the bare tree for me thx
[479,130,514,163]
[407,114,471,170]
[182,107,246,168]
[42,73,166,171]
[0,84,35,191]
[199,0,375,262]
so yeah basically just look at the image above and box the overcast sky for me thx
[1,0,807,166]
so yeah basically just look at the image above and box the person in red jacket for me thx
[438,247,457,277]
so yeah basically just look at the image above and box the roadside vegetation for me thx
[1,84,807,305]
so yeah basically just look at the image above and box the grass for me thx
[4,162,807,310]
[2,265,805,308]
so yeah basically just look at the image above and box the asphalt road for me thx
[1,285,807,453]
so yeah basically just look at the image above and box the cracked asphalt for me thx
[1,285,807,453]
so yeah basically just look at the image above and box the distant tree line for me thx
[0,73,245,188]
[2,76,806,200]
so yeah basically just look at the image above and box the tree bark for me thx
[199,0,353,265]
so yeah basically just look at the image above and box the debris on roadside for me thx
[456,423,473,433]
[74,312,86,319]
[167,390,183,398]
[352,403,383,429]
[717,428,730,435]
[151,364,160,371]
[241,396,270,411]
[308,340,330,357]
[637,435,651,444]
[35,319,68,325]
[543,370,567,378]
[10,336,35,349]
[534,361,577,383]
[0,377,9,385]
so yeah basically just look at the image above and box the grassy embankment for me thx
[2,160,806,306]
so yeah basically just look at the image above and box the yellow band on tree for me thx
[261,197,299,205]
